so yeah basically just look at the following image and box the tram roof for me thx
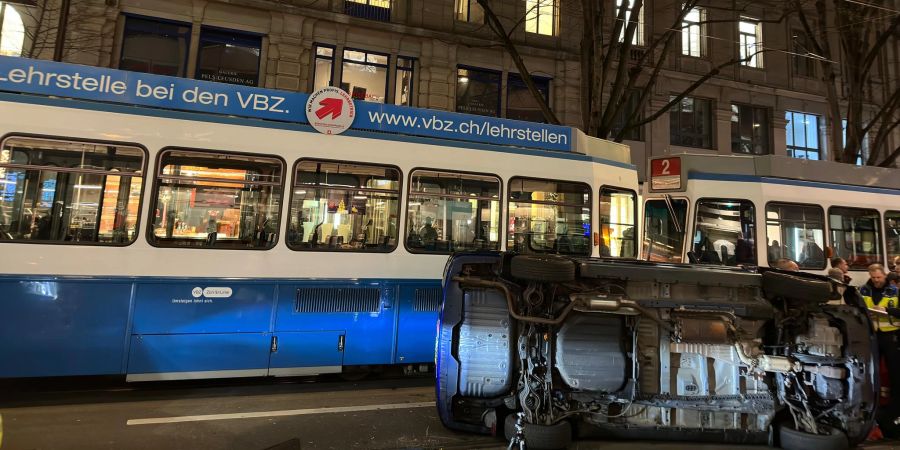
[656,152,900,191]
[0,55,631,166]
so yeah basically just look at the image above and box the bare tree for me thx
[475,0,785,140]
[794,0,899,166]
[476,0,561,124]
[15,0,105,61]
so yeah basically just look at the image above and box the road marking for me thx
[126,401,435,425]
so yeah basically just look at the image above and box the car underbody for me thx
[436,252,878,449]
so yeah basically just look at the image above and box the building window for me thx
[312,45,335,91]
[506,73,550,123]
[731,104,769,155]
[120,16,191,77]
[508,177,591,256]
[785,111,822,160]
[0,136,145,245]
[670,96,712,149]
[195,28,261,87]
[525,0,558,36]
[610,89,643,141]
[599,187,637,258]
[150,149,283,249]
[829,207,882,270]
[643,198,688,263]
[739,18,762,68]
[406,170,501,254]
[395,56,415,106]
[766,203,826,269]
[341,49,389,103]
[344,0,391,22]
[693,199,756,266]
[681,7,705,57]
[615,0,644,46]
[456,0,484,23]
[791,29,816,77]
[456,66,501,117]
[0,2,25,57]
[288,160,400,252]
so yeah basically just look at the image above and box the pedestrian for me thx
[861,264,900,420]
[889,272,900,289]
[893,256,900,277]
[828,268,845,283]
[774,258,799,271]
[831,257,852,284]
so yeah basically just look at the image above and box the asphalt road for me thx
[0,375,895,450]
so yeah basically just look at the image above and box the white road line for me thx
[126,401,435,426]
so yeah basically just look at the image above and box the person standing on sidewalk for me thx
[861,264,900,428]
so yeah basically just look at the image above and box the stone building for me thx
[0,0,897,178]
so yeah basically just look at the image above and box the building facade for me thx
[0,0,897,178]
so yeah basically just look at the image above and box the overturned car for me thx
[436,252,878,449]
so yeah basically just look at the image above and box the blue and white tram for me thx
[642,152,900,285]
[0,57,640,380]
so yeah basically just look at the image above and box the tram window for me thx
[0,137,145,245]
[642,198,687,263]
[288,160,399,252]
[150,149,283,249]
[766,203,825,269]
[885,211,900,270]
[406,170,501,254]
[508,177,591,256]
[599,187,637,258]
[691,199,756,266]
[829,206,882,270]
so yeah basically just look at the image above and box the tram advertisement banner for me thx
[0,56,572,152]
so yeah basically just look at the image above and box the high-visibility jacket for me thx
[861,282,900,332]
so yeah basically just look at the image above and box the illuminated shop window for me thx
[196,27,261,87]
[341,48,389,103]
[0,2,25,57]
[456,66,501,117]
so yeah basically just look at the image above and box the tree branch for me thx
[634,52,762,128]
[476,0,560,124]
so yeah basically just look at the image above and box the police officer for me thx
[861,263,900,416]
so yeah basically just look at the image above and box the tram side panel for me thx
[126,281,275,381]
[0,277,132,377]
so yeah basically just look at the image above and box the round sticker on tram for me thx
[202,287,233,298]
[306,86,356,135]
[191,287,203,298]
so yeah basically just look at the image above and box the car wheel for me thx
[503,414,572,450]
[510,255,576,283]
[779,424,848,450]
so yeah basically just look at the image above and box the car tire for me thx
[503,414,572,450]
[778,424,848,450]
[510,255,576,283]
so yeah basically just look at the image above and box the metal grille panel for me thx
[295,287,380,313]
[413,288,442,312]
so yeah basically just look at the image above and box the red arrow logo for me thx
[315,98,343,120]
